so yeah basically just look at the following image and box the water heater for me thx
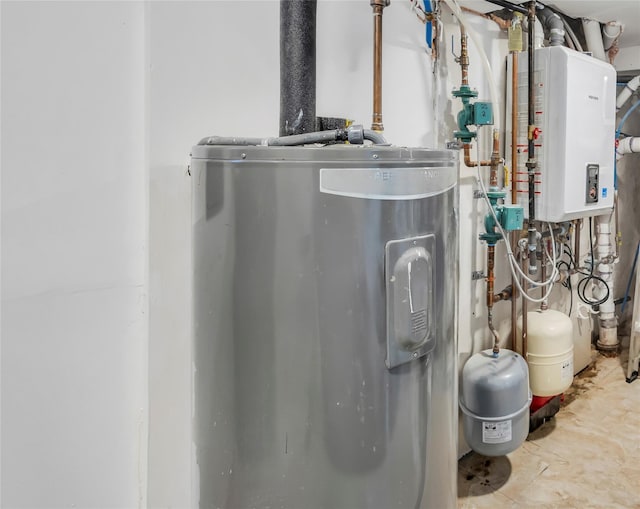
[190,143,459,508]
[507,46,616,222]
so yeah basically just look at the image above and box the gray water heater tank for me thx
[191,143,459,508]
[460,349,531,456]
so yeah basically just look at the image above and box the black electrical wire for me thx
[575,218,610,307]
[557,245,573,316]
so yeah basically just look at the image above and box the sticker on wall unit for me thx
[482,420,512,444]
[602,187,608,198]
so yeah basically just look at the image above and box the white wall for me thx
[1,2,147,507]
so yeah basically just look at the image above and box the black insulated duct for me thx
[279,0,317,136]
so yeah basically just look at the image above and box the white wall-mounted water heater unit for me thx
[508,46,616,222]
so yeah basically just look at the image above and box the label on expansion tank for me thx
[561,359,573,382]
[319,167,456,200]
[482,420,512,444]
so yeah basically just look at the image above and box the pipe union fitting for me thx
[347,125,365,145]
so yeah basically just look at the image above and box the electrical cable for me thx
[575,218,610,307]
[557,242,574,316]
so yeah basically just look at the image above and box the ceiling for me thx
[550,1,640,48]
[457,0,640,48]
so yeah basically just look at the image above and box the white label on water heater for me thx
[561,359,573,382]
[319,167,456,200]
[482,420,512,444]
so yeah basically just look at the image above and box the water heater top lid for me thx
[191,143,458,164]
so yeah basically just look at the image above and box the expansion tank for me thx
[190,143,458,508]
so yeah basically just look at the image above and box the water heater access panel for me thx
[508,46,616,222]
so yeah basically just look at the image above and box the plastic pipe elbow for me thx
[616,75,640,111]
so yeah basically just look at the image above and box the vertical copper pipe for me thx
[521,251,528,359]
[541,252,547,308]
[489,129,500,188]
[460,25,469,86]
[487,245,495,309]
[487,245,500,355]
[510,231,519,351]
[371,0,386,132]
[510,53,520,351]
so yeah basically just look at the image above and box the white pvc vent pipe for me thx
[582,18,606,62]
[603,21,623,52]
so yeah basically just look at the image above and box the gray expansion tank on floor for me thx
[190,143,459,508]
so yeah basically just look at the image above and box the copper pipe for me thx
[460,25,469,86]
[487,245,495,309]
[511,55,519,205]
[521,250,528,359]
[488,13,511,30]
[371,0,387,132]
[615,191,620,259]
[510,53,520,351]
[510,232,519,352]
[489,311,500,355]
[489,129,500,188]
[431,16,438,61]
[461,5,511,30]
[541,252,548,309]
[487,245,500,355]
[463,144,491,167]
[463,130,501,172]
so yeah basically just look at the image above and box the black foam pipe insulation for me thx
[279,0,317,136]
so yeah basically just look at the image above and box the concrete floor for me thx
[458,343,640,508]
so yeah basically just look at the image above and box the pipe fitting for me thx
[493,285,513,303]
[536,6,565,46]
[617,137,640,160]
[198,127,388,147]
[347,125,364,145]
[616,75,640,112]
[603,21,623,51]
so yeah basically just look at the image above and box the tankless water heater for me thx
[507,46,616,222]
